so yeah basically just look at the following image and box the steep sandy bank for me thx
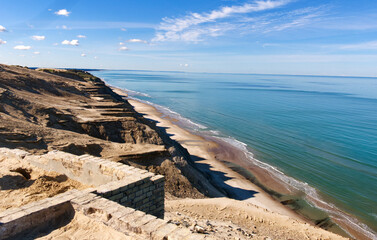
[0,64,216,199]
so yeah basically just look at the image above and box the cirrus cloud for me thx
[119,46,129,51]
[14,45,31,50]
[339,41,377,50]
[153,0,291,42]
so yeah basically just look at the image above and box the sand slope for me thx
[166,198,348,240]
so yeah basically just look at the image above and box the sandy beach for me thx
[108,84,374,240]
[126,97,303,220]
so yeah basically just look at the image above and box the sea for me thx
[91,70,377,239]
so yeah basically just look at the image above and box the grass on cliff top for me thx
[37,68,101,83]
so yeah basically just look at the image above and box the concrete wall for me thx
[26,151,149,186]
[72,192,206,240]
[96,175,165,218]
[25,151,165,218]
[0,190,205,240]
[0,190,84,239]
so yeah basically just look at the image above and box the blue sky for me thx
[0,0,377,76]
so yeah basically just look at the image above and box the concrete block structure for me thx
[0,190,207,240]
[0,148,199,239]
[26,151,165,218]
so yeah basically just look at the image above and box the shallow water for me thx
[92,70,377,237]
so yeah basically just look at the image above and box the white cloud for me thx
[81,53,86,57]
[31,35,45,41]
[55,9,70,16]
[62,39,79,46]
[339,41,377,50]
[119,42,125,45]
[53,43,59,46]
[127,39,148,44]
[94,56,98,59]
[121,28,127,31]
[0,39,6,45]
[77,35,86,38]
[33,51,40,54]
[153,0,291,42]
[180,63,189,67]
[119,46,129,51]
[14,45,31,50]
[0,25,6,32]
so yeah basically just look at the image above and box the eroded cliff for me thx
[0,64,221,199]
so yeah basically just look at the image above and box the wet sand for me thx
[127,98,302,220]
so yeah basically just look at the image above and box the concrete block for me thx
[71,193,99,205]
[23,204,47,215]
[135,190,143,197]
[133,214,156,228]
[0,208,23,219]
[151,175,164,183]
[134,195,145,203]
[142,218,166,235]
[168,228,192,240]
[0,210,27,223]
[152,223,178,240]
[112,188,121,195]
[120,196,128,203]
[120,210,145,222]
[110,207,135,219]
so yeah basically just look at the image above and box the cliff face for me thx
[0,64,217,198]
[0,66,163,146]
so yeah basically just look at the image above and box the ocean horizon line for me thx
[25,65,377,79]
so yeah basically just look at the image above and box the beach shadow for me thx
[125,100,259,200]
[190,155,258,200]
[141,116,176,138]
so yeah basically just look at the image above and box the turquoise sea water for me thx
[92,70,377,238]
